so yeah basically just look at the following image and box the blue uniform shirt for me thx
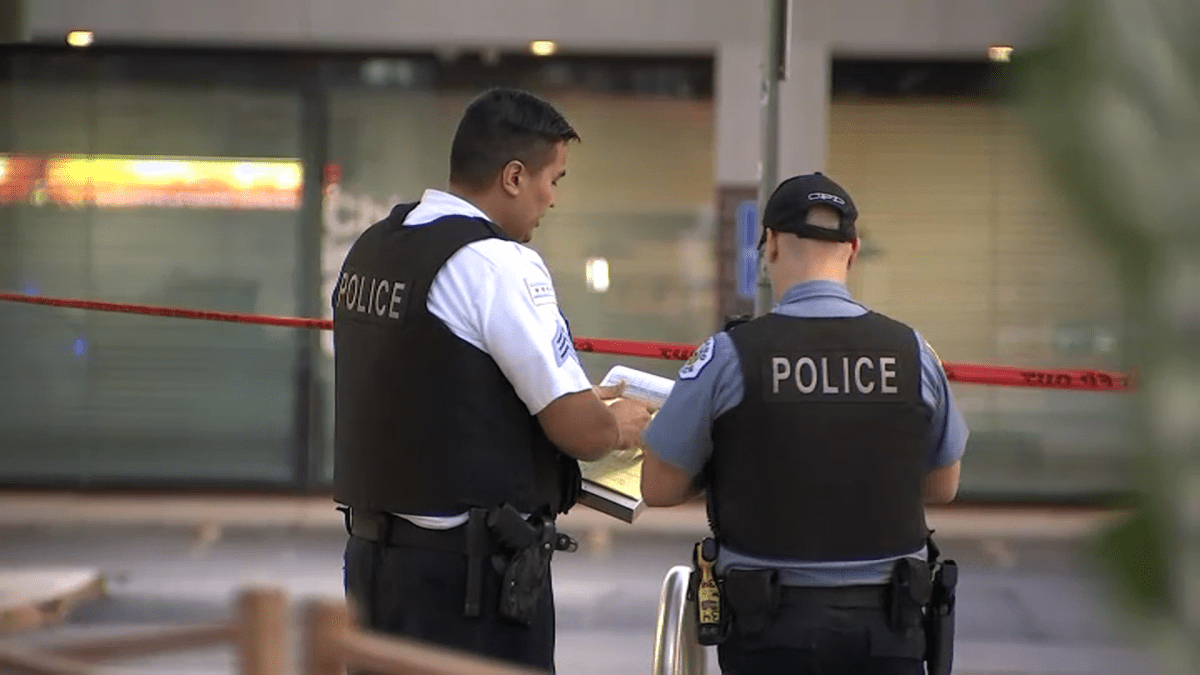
[643,280,969,586]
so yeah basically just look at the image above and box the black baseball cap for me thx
[758,172,858,247]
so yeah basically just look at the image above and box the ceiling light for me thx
[530,40,557,57]
[586,258,610,293]
[66,30,94,48]
[987,45,1013,63]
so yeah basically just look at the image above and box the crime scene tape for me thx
[0,292,1134,392]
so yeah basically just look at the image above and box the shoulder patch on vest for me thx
[678,336,716,380]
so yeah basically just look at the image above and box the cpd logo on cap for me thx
[808,192,846,206]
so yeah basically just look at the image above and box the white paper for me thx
[599,365,674,408]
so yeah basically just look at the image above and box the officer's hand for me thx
[609,398,655,450]
[593,381,627,401]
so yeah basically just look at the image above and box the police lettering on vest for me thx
[765,352,903,401]
[335,267,409,324]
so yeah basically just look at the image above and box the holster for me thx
[722,568,779,639]
[487,504,576,626]
[924,535,958,675]
[887,557,932,633]
[463,508,490,618]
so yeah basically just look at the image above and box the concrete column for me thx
[777,37,831,182]
[715,41,762,189]
[713,32,830,325]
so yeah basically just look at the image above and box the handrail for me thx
[1,587,554,675]
[0,647,93,675]
[651,565,706,675]
[52,624,234,661]
[0,588,283,675]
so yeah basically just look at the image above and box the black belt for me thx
[345,508,471,554]
[778,584,890,608]
[343,507,496,618]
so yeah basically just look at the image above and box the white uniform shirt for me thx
[396,189,592,528]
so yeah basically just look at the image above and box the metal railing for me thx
[651,565,707,675]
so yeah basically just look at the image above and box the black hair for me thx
[449,87,580,190]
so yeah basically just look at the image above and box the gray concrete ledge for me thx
[0,493,1124,541]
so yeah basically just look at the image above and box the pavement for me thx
[0,493,1155,675]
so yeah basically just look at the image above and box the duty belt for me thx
[340,504,577,622]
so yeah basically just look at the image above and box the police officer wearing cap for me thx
[332,88,654,670]
[640,172,968,674]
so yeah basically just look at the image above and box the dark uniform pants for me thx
[716,585,925,675]
[343,534,556,671]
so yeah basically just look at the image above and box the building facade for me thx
[0,0,1130,500]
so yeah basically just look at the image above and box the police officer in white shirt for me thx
[332,88,654,670]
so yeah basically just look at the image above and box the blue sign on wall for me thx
[735,200,759,299]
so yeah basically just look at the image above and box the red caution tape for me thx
[0,292,1134,391]
[0,292,330,330]
[942,363,1133,392]
[573,336,698,362]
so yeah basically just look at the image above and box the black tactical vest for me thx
[331,204,580,516]
[709,311,931,561]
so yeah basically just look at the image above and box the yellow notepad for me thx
[577,366,674,523]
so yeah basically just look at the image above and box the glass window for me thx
[0,51,303,483]
[827,64,1133,499]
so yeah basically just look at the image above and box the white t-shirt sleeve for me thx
[426,239,592,415]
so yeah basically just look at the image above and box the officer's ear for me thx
[847,237,861,270]
[500,160,525,197]
[764,229,780,264]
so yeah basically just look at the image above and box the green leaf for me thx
[1093,497,1171,618]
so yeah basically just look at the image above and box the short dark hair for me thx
[449,88,580,190]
